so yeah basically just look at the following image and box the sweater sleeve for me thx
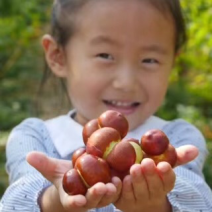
[163,119,212,211]
[0,118,53,212]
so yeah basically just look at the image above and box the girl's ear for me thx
[42,34,67,78]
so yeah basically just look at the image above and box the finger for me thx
[141,158,164,200]
[84,182,108,208]
[96,182,118,208]
[50,183,87,210]
[157,162,176,193]
[175,145,199,167]
[111,176,122,203]
[97,177,122,207]
[63,195,87,210]
[26,151,72,184]
[121,175,135,201]
[130,164,149,201]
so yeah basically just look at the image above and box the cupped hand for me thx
[114,144,199,212]
[26,151,122,212]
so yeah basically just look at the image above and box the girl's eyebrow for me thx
[90,35,120,46]
[140,45,169,55]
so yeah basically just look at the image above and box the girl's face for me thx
[63,0,176,130]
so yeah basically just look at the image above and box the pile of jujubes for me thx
[63,110,177,195]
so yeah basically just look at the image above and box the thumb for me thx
[26,151,72,185]
[175,145,199,167]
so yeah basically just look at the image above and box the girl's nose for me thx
[112,65,138,92]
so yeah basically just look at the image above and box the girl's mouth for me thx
[103,100,140,115]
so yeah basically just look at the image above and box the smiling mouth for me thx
[103,100,140,108]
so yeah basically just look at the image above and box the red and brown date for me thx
[63,110,177,195]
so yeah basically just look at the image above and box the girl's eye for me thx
[97,53,113,60]
[142,58,158,64]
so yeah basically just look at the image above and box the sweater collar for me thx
[45,110,85,158]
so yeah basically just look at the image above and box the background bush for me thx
[0,0,212,198]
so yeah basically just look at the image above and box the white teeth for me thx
[110,101,133,107]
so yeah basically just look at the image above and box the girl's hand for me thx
[114,144,198,212]
[26,152,122,212]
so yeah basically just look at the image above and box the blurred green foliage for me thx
[0,0,212,198]
[157,0,212,189]
[158,0,212,189]
[0,0,51,130]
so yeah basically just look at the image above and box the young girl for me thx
[1,0,212,211]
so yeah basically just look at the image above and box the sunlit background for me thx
[0,0,212,198]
